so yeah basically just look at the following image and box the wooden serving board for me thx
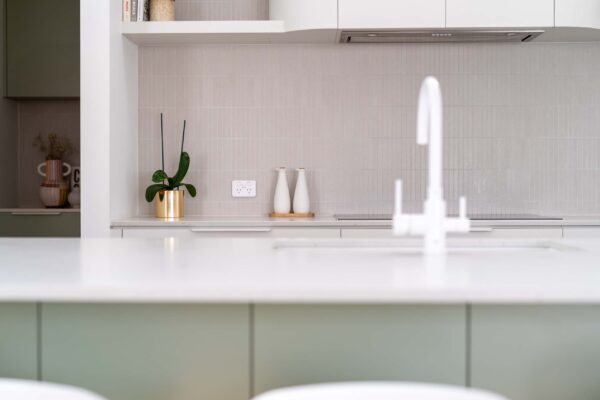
[269,212,315,218]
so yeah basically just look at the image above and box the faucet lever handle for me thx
[459,196,467,219]
[394,179,403,216]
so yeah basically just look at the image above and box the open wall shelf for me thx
[122,21,338,45]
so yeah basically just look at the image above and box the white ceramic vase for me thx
[273,167,291,214]
[68,188,81,208]
[293,168,310,214]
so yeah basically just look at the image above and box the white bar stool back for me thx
[0,379,108,400]
[253,382,510,400]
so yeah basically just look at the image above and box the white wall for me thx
[81,0,138,237]
[109,0,138,222]
[81,0,111,236]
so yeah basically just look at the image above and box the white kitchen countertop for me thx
[111,215,600,228]
[1,237,600,303]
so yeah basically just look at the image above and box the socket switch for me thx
[232,180,256,198]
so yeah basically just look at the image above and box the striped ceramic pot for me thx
[38,160,71,184]
[37,160,71,207]
[39,182,69,208]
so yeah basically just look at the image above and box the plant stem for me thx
[160,113,165,183]
[181,120,187,154]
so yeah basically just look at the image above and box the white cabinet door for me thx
[341,228,396,239]
[446,0,554,28]
[269,0,338,31]
[563,227,600,239]
[556,0,600,29]
[341,227,563,239]
[122,227,340,239]
[339,0,445,29]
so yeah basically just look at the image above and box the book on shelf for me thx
[123,0,130,21]
[123,0,149,22]
[142,0,150,21]
[131,0,138,21]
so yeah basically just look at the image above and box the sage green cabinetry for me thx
[253,305,466,396]
[5,0,79,98]
[0,212,80,237]
[0,303,37,379]
[41,304,250,400]
[471,305,600,400]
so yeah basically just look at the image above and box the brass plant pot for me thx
[155,190,184,219]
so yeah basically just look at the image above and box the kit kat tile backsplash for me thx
[174,0,268,21]
[138,43,600,217]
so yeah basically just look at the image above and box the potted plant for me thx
[145,114,197,218]
[33,133,74,207]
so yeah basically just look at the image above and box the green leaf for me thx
[152,170,168,183]
[184,183,197,197]
[172,152,190,186]
[145,184,168,202]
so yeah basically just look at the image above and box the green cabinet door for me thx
[0,303,38,379]
[0,212,80,237]
[471,305,600,400]
[6,0,79,98]
[254,305,466,396]
[42,304,250,400]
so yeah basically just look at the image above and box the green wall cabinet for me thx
[471,305,600,400]
[41,304,250,400]
[0,303,38,380]
[253,305,467,396]
[5,0,79,98]
[0,212,80,237]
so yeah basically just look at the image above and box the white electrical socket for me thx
[232,180,256,198]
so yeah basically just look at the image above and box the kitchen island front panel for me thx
[471,305,600,400]
[254,304,466,395]
[41,303,250,400]
[0,303,37,380]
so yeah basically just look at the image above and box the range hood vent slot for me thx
[341,30,544,44]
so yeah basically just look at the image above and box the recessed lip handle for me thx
[190,228,273,233]
[11,211,62,216]
[469,228,494,233]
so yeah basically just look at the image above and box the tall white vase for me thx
[273,167,291,214]
[293,168,310,214]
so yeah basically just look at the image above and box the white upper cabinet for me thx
[446,0,554,28]
[269,0,337,31]
[339,0,445,29]
[556,0,600,29]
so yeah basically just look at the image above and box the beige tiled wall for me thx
[175,0,268,20]
[138,43,600,217]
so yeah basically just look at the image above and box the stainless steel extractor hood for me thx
[340,30,545,44]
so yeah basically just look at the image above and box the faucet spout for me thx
[417,77,443,201]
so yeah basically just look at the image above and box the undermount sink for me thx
[273,238,580,253]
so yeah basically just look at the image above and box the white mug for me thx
[71,166,81,190]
